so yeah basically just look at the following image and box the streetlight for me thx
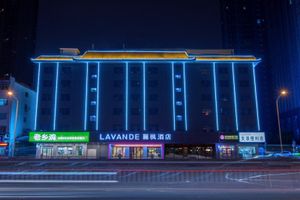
[7,90,19,158]
[276,89,288,153]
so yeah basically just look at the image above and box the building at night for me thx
[0,76,36,156]
[30,49,264,159]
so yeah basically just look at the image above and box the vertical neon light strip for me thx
[125,62,129,131]
[171,62,176,131]
[252,63,260,131]
[231,62,239,131]
[143,62,146,130]
[84,63,89,131]
[53,62,60,130]
[183,62,188,131]
[96,62,100,130]
[213,62,219,131]
[34,63,41,130]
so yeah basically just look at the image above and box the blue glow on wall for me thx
[53,62,60,131]
[34,63,41,130]
[125,62,129,131]
[231,63,239,131]
[213,62,220,131]
[252,63,261,131]
[96,62,100,131]
[171,62,176,131]
[84,63,89,131]
[183,62,188,131]
[143,62,146,131]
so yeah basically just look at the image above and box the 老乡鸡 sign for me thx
[29,132,89,143]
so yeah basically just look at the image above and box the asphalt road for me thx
[0,159,299,199]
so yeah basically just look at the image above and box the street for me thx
[0,159,299,199]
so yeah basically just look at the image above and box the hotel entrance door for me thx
[130,147,143,159]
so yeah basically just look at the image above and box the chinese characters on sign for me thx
[99,133,172,141]
[29,132,90,143]
[239,132,265,143]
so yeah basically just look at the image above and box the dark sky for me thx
[35,0,222,55]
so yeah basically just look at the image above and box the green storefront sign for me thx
[29,132,89,143]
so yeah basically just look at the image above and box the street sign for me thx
[239,132,265,143]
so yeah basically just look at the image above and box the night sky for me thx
[35,0,222,55]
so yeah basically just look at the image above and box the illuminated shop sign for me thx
[99,132,172,142]
[29,132,89,143]
[239,132,265,143]
[219,135,239,141]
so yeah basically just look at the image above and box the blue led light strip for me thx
[171,62,176,131]
[125,62,129,131]
[53,62,60,130]
[84,63,89,131]
[183,62,188,131]
[231,63,239,131]
[252,63,260,131]
[96,62,100,130]
[213,62,220,131]
[143,62,146,130]
[34,63,41,130]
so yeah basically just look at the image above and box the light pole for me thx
[7,91,19,158]
[276,89,288,153]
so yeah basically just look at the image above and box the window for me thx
[25,92,29,97]
[176,115,183,121]
[131,108,140,115]
[149,94,158,101]
[60,108,70,115]
[131,94,140,101]
[201,94,212,101]
[238,67,249,74]
[41,108,51,115]
[148,80,158,87]
[114,67,123,74]
[90,88,97,92]
[176,101,183,106]
[0,99,8,106]
[176,88,182,93]
[42,93,51,101]
[0,113,7,120]
[90,101,97,106]
[61,80,71,88]
[0,126,6,133]
[239,80,249,87]
[62,67,72,74]
[91,74,97,79]
[201,80,211,87]
[44,67,53,74]
[219,80,229,87]
[148,67,158,74]
[219,68,228,74]
[113,80,122,88]
[89,115,96,122]
[113,94,123,101]
[43,80,53,87]
[24,104,28,112]
[131,80,140,87]
[149,108,158,115]
[175,74,182,79]
[61,93,70,101]
[23,117,27,123]
[113,108,122,115]
[131,67,140,74]
[201,109,211,116]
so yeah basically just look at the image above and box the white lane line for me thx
[0,172,117,175]
[241,172,300,180]
[0,180,118,183]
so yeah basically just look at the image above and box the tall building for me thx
[30,49,264,160]
[0,76,36,156]
[266,0,300,144]
[0,0,39,85]
[220,0,275,143]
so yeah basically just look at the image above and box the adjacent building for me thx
[30,49,264,159]
[0,76,36,156]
